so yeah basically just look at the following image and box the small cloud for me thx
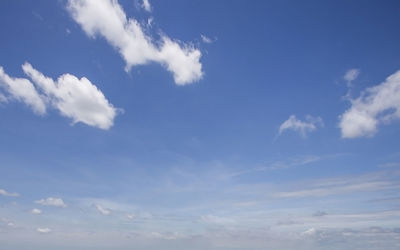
[201,34,213,44]
[344,68,360,88]
[7,222,15,228]
[127,214,136,220]
[142,0,151,12]
[35,197,66,208]
[302,227,317,236]
[0,189,20,197]
[96,204,111,215]
[31,208,42,214]
[279,115,323,137]
[37,227,51,233]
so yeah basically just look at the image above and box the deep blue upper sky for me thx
[1,1,400,249]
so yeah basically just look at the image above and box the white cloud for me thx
[0,189,19,197]
[96,204,111,215]
[0,63,118,130]
[37,227,51,233]
[301,227,316,236]
[279,115,323,137]
[344,68,360,88]
[22,63,118,130]
[31,208,42,214]
[339,70,400,138]
[201,34,213,44]
[0,67,46,114]
[142,0,151,12]
[35,197,66,208]
[126,214,135,220]
[67,0,203,85]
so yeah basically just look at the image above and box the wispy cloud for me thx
[67,0,203,85]
[0,188,19,197]
[279,115,323,137]
[36,227,51,233]
[35,197,67,207]
[96,204,111,215]
[141,0,151,12]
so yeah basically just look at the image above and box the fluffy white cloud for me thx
[31,208,42,214]
[96,204,111,215]
[0,189,19,197]
[142,0,151,12]
[279,115,323,137]
[35,197,66,208]
[339,70,400,138]
[0,63,118,130]
[37,227,51,233]
[344,68,360,87]
[22,63,118,130]
[67,0,203,85]
[0,67,46,114]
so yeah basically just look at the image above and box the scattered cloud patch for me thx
[35,197,66,207]
[201,34,213,44]
[313,211,327,217]
[96,204,111,215]
[279,115,323,137]
[142,0,151,12]
[67,0,203,85]
[339,70,400,138]
[0,63,119,130]
[31,208,42,214]
[0,189,19,197]
[301,227,317,236]
[344,69,360,88]
[0,67,46,114]
[201,215,235,225]
[37,227,51,233]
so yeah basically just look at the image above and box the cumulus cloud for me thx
[0,63,118,130]
[31,208,42,214]
[142,0,151,12]
[279,115,323,137]
[96,204,111,215]
[339,70,400,138]
[22,63,118,130]
[35,197,66,208]
[67,0,203,85]
[37,227,51,233]
[0,67,46,114]
[0,189,19,197]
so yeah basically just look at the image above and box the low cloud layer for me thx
[0,63,118,130]
[339,70,400,138]
[67,0,203,85]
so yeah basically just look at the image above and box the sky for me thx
[1,0,400,249]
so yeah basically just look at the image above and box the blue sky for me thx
[1,0,400,249]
